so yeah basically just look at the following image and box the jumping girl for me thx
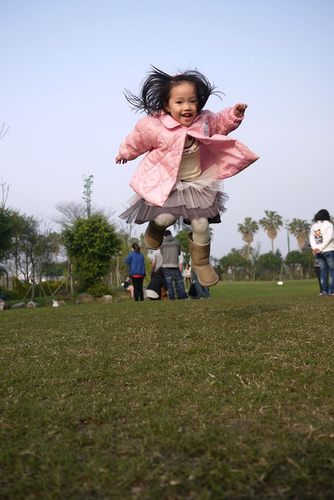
[116,67,259,287]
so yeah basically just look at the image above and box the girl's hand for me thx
[233,103,248,118]
[115,155,127,164]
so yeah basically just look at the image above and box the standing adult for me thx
[151,247,163,275]
[160,230,188,300]
[192,270,211,299]
[126,242,146,301]
[309,209,334,296]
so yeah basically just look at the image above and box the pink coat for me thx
[119,107,259,207]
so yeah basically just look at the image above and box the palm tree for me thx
[237,217,259,259]
[288,218,311,251]
[259,210,283,253]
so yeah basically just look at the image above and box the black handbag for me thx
[188,282,197,297]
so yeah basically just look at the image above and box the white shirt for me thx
[152,248,163,272]
[310,220,334,253]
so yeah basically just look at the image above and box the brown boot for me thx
[189,233,218,287]
[144,222,166,250]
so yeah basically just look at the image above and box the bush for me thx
[86,283,113,297]
[0,286,21,300]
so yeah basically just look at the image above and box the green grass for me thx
[1,281,333,499]
[210,279,319,299]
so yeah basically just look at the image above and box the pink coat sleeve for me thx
[207,107,243,136]
[119,116,155,161]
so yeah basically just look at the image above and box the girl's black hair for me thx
[132,242,141,253]
[124,66,223,115]
[314,209,330,221]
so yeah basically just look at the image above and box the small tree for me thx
[10,213,39,283]
[285,249,314,279]
[285,250,304,279]
[63,214,121,291]
[53,201,88,228]
[257,250,283,280]
[0,206,14,259]
[219,248,250,280]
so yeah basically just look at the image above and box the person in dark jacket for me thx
[123,275,134,298]
[126,242,146,301]
[146,268,168,300]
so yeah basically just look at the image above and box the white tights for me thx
[153,214,210,245]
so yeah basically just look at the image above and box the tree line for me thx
[0,204,324,299]
[212,210,332,281]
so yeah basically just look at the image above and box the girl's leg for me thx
[189,218,218,287]
[144,214,176,249]
[191,218,210,245]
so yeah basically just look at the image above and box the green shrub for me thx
[0,286,21,300]
[86,283,113,297]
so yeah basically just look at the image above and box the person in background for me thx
[146,268,168,300]
[184,263,192,287]
[160,230,188,300]
[313,259,322,295]
[309,209,334,296]
[192,270,210,299]
[125,242,146,301]
[123,275,134,299]
[178,252,184,277]
[173,252,185,299]
[151,247,163,275]
[148,247,167,300]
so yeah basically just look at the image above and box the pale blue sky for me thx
[1,0,334,258]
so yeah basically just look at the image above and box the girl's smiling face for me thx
[165,82,198,127]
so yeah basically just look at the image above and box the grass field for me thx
[1,280,333,499]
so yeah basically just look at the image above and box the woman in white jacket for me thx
[309,209,334,296]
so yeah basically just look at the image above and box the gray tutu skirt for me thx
[119,166,228,225]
